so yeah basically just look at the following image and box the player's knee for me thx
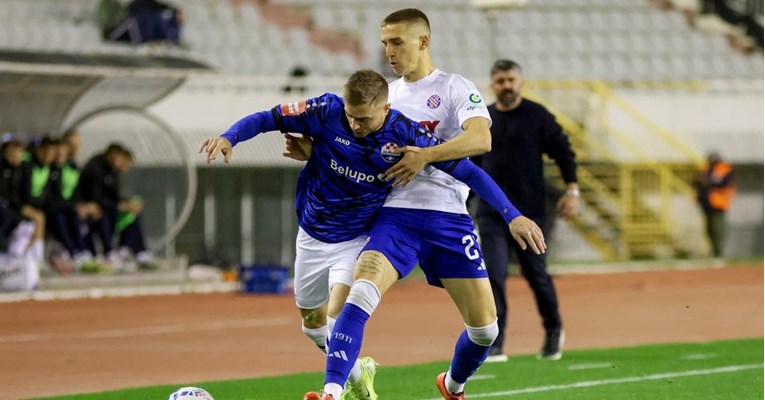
[466,319,499,347]
[346,279,381,315]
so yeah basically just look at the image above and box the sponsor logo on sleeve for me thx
[280,100,307,116]
[468,93,482,104]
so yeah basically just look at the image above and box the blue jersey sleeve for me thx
[399,115,521,223]
[219,109,278,147]
[437,159,521,223]
[219,93,336,146]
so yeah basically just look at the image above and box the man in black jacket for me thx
[1,138,46,267]
[473,59,579,362]
[1,140,29,252]
[79,143,151,267]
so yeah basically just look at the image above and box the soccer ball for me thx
[168,387,214,400]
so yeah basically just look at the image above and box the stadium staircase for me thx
[526,80,705,260]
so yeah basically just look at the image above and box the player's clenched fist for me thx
[199,137,233,164]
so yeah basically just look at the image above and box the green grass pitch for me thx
[37,338,763,400]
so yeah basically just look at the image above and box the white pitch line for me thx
[418,364,763,400]
[568,362,614,370]
[0,317,292,343]
[682,353,718,360]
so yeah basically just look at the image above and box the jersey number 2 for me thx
[461,235,480,260]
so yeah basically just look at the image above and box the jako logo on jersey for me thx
[468,93,482,103]
[335,136,350,145]
[280,100,307,116]
[330,159,381,183]
[380,142,402,163]
[426,94,441,109]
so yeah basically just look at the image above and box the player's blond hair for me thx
[344,69,388,107]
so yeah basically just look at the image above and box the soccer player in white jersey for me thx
[305,8,546,400]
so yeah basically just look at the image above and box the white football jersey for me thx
[384,69,492,214]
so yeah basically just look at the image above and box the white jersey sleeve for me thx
[448,74,493,130]
[384,69,492,214]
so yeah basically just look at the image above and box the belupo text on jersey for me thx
[330,159,384,183]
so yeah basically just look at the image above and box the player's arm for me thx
[541,109,580,219]
[421,116,491,160]
[385,117,490,185]
[433,158,546,255]
[200,95,328,164]
[199,108,280,164]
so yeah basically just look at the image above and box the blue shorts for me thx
[362,207,487,287]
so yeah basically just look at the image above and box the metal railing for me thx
[523,79,708,259]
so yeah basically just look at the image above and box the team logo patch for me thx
[426,94,441,109]
[380,142,402,163]
[280,100,307,116]
[468,93,482,103]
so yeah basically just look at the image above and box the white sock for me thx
[8,221,34,258]
[348,359,362,384]
[324,383,343,399]
[31,239,44,262]
[302,323,328,354]
[446,370,465,395]
[24,251,40,290]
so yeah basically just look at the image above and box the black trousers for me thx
[476,214,562,350]
[46,205,87,257]
[85,208,147,255]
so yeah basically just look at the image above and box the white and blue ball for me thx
[168,387,215,400]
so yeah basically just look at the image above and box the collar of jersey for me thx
[398,68,441,87]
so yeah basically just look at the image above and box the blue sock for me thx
[449,329,491,383]
[325,303,370,387]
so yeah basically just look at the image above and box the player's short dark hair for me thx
[0,139,23,154]
[491,59,523,76]
[344,69,389,107]
[381,8,430,34]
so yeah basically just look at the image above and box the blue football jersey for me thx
[273,93,457,243]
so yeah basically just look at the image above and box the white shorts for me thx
[293,227,367,310]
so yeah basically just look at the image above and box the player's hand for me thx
[282,134,312,161]
[556,194,580,219]
[508,216,546,255]
[385,146,429,187]
[199,137,233,164]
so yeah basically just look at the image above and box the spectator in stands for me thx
[1,139,46,268]
[472,59,578,362]
[96,0,129,40]
[107,0,184,45]
[282,66,309,94]
[79,143,154,269]
[695,151,735,258]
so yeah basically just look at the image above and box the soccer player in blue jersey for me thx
[200,69,543,400]
[303,9,547,400]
